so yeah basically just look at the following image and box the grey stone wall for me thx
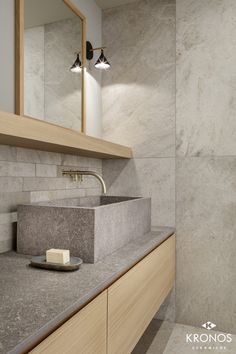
[176,0,236,334]
[102,0,176,228]
[24,17,82,131]
[102,0,236,334]
[102,0,176,322]
[0,145,102,253]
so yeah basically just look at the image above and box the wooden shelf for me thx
[0,111,132,159]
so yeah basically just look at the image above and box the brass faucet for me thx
[62,170,107,194]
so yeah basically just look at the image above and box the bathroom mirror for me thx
[15,0,86,133]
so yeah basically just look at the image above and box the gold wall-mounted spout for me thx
[62,170,107,194]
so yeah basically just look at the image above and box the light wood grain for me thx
[108,235,175,354]
[63,0,86,21]
[0,111,132,158]
[15,0,87,133]
[30,291,107,354]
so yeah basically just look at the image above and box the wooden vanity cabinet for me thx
[107,235,175,354]
[30,235,175,354]
[30,291,107,354]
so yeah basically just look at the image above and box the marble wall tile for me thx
[0,192,31,214]
[0,145,17,162]
[61,154,90,168]
[103,158,175,226]
[0,162,35,177]
[176,0,236,156]
[88,158,103,171]
[0,224,15,242]
[24,17,82,131]
[0,177,23,193]
[23,176,98,192]
[176,156,236,333]
[30,189,86,204]
[0,212,17,225]
[30,188,102,204]
[102,0,176,323]
[102,0,236,334]
[24,26,45,119]
[44,17,82,131]
[16,147,61,165]
[102,0,175,158]
[0,239,14,254]
[36,164,57,177]
[85,187,103,197]
[60,155,102,171]
[175,0,236,334]
[0,146,103,253]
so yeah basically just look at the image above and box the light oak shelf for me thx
[0,111,132,159]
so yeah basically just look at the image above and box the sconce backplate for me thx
[86,41,94,60]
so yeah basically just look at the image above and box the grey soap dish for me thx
[30,256,83,271]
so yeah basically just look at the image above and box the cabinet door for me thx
[108,235,175,354]
[30,290,107,354]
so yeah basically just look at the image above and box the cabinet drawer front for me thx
[30,291,107,354]
[108,235,175,354]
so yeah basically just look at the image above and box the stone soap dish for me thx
[30,256,83,271]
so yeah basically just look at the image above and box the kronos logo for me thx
[186,322,232,346]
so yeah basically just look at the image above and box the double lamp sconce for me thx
[70,41,110,73]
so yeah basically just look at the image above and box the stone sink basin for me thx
[17,196,151,263]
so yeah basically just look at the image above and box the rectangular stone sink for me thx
[17,196,151,263]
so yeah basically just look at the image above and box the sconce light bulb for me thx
[70,53,82,73]
[70,66,82,73]
[95,49,111,70]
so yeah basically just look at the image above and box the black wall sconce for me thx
[70,42,111,73]
[86,41,111,70]
[70,52,82,73]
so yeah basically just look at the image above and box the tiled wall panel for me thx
[0,145,102,253]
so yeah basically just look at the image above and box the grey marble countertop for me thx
[0,226,174,354]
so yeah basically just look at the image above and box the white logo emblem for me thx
[185,321,232,350]
[202,322,216,330]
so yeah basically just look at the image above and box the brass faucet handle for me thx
[62,170,106,194]
[73,174,78,182]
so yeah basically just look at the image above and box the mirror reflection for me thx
[24,0,83,132]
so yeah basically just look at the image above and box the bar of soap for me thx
[46,249,70,264]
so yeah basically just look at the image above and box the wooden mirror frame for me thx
[15,0,87,133]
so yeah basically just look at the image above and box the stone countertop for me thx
[0,226,174,354]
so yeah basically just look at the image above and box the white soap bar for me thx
[46,249,70,264]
